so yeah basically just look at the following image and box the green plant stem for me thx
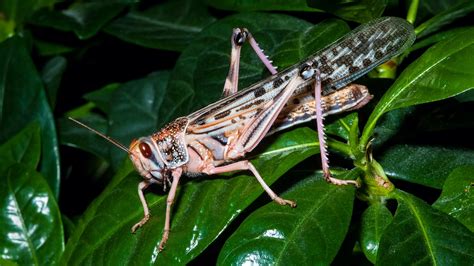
[406,0,419,25]
[327,138,352,158]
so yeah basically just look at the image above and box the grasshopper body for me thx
[72,16,415,251]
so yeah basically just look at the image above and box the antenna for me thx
[68,117,130,153]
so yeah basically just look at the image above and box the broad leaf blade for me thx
[433,166,474,231]
[105,0,217,51]
[0,165,64,265]
[376,190,474,265]
[0,123,41,174]
[206,0,315,12]
[362,27,474,147]
[107,71,170,169]
[30,2,128,39]
[41,56,67,109]
[416,1,474,38]
[307,0,387,23]
[0,0,55,41]
[218,171,356,265]
[379,145,474,189]
[359,203,392,264]
[0,36,60,198]
[59,114,110,160]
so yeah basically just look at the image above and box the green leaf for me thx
[416,1,474,38]
[433,166,474,231]
[62,72,169,167]
[29,2,128,39]
[107,72,170,169]
[361,27,474,148]
[206,0,316,12]
[33,39,74,56]
[59,114,110,160]
[359,203,392,264]
[376,190,474,265]
[61,127,322,264]
[379,145,474,189]
[218,171,356,265]
[83,83,120,114]
[207,0,386,23]
[0,0,55,41]
[372,107,414,148]
[326,112,358,141]
[0,123,41,174]
[41,56,67,109]
[0,164,64,265]
[307,0,387,23]
[0,36,60,198]
[105,0,217,51]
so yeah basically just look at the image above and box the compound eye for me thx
[139,142,152,158]
[299,65,315,80]
[234,31,248,46]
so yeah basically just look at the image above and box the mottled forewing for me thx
[312,17,415,93]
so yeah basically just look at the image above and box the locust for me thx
[70,16,415,251]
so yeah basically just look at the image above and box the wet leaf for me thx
[379,145,474,189]
[433,166,474,231]
[0,164,64,265]
[376,191,474,265]
[0,123,41,175]
[0,36,60,198]
[359,203,392,263]
[218,171,356,265]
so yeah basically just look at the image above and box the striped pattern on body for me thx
[186,17,415,143]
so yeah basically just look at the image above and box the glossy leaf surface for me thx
[379,145,474,189]
[307,0,387,23]
[433,166,474,231]
[0,165,64,265]
[0,123,40,174]
[41,56,67,109]
[0,37,60,197]
[30,2,128,39]
[376,190,474,265]
[416,1,474,38]
[218,171,356,265]
[359,203,392,263]
[105,0,217,51]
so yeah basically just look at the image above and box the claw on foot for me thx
[158,230,170,252]
[324,172,360,187]
[131,214,150,233]
[274,196,297,208]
